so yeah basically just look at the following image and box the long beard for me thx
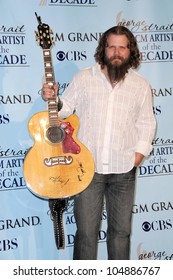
[105,56,130,83]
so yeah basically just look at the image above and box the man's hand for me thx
[134,152,144,167]
[42,83,58,101]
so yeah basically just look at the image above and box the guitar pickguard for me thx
[60,121,81,154]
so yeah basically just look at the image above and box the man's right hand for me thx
[42,83,58,101]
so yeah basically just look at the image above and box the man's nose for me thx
[114,47,120,55]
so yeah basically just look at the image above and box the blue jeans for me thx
[73,168,136,260]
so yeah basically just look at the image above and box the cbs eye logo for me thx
[56,51,65,61]
[142,221,151,232]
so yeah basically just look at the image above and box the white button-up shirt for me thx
[59,63,156,174]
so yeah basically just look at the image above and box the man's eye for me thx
[107,46,127,50]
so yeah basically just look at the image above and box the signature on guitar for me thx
[77,160,86,181]
[49,176,70,187]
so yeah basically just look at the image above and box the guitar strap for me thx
[49,198,67,249]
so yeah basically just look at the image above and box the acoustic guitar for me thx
[23,14,95,199]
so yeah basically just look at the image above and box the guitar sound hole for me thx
[46,126,65,143]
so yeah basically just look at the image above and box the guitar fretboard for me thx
[43,49,59,127]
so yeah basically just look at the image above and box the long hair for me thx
[94,26,140,69]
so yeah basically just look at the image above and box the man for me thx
[42,26,156,259]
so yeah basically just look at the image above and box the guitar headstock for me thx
[35,13,54,49]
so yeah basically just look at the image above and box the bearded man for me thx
[42,26,156,260]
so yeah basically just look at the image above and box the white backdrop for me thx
[0,0,173,260]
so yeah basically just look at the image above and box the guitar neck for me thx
[43,49,55,86]
[43,49,59,126]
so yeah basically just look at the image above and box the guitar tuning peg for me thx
[35,31,39,38]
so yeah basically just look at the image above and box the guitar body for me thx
[23,111,95,199]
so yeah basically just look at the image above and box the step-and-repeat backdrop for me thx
[1,0,173,260]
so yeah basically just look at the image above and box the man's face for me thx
[105,34,130,67]
[104,34,131,82]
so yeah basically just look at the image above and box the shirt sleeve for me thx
[135,84,157,156]
[58,76,78,119]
